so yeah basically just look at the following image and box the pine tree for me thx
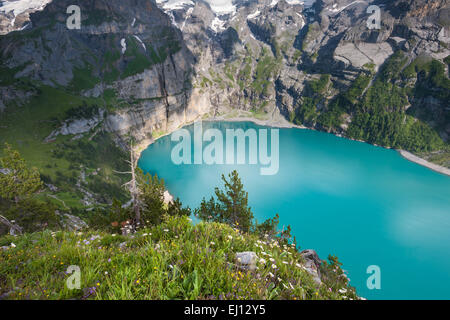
[137,169,166,226]
[195,196,220,222]
[195,170,254,232]
[0,143,43,203]
[0,144,56,234]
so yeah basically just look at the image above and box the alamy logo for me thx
[366,265,381,290]
[170,121,279,175]
[66,265,81,290]
[66,5,81,30]
[366,5,381,30]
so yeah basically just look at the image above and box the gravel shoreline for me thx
[398,150,450,177]
[136,113,450,177]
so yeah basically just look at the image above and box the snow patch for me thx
[211,16,226,33]
[155,0,194,11]
[133,35,146,51]
[0,0,52,16]
[247,9,260,20]
[204,0,236,14]
[180,7,194,31]
[328,1,366,14]
[120,38,127,54]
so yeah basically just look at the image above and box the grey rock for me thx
[59,213,89,231]
[300,249,323,286]
[235,251,258,271]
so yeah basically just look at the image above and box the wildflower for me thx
[271,264,277,269]
[259,258,266,264]
[339,288,347,294]
[210,241,215,246]
[104,271,108,275]
[282,261,288,265]
[269,258,275,262]
[10,243,16,248]
[227,235,233,240]
[112,234,117,237]
[143,233,148,236]
[163,229,169,232]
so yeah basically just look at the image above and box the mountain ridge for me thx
[0,0,449,209]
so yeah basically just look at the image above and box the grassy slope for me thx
[0,85,130,210]
[0,216,358,300]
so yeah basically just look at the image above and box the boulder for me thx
[300,249,323,286]
[235,251,258,271]
[60,213,88,231]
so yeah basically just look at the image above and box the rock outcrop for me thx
[235,251,258,271]
[300,249,323,286]
[0,0,448,157]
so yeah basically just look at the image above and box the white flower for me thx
[272,264,277,269]
[143,233,148,236]
[295,263,302,268]
[10,243,16,248]
[104,271,108,275]
[227,235,233,240]
[339,288,347,294]
[269,258,275,262]
[210,241,215,246]
[112,234,117,237]
[163,229,169,232]
[282,261,288,264]
[268,272,274,278]
[259,258,266,264]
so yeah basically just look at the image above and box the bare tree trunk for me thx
[129,150,141,227]
[114,142,142,234]
[0,215,23,235]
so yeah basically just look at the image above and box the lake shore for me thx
[205,114,307,129]
[398,150,450,177]
[136,113,450,177]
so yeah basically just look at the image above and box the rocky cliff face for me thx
[1,0,449,156]
[1,0,207,152]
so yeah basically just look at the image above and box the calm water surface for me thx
[138,121,450,299]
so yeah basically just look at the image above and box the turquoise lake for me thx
[138,121,450,300]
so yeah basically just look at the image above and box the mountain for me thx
[0,0,449,209]
[0,0,52,34]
